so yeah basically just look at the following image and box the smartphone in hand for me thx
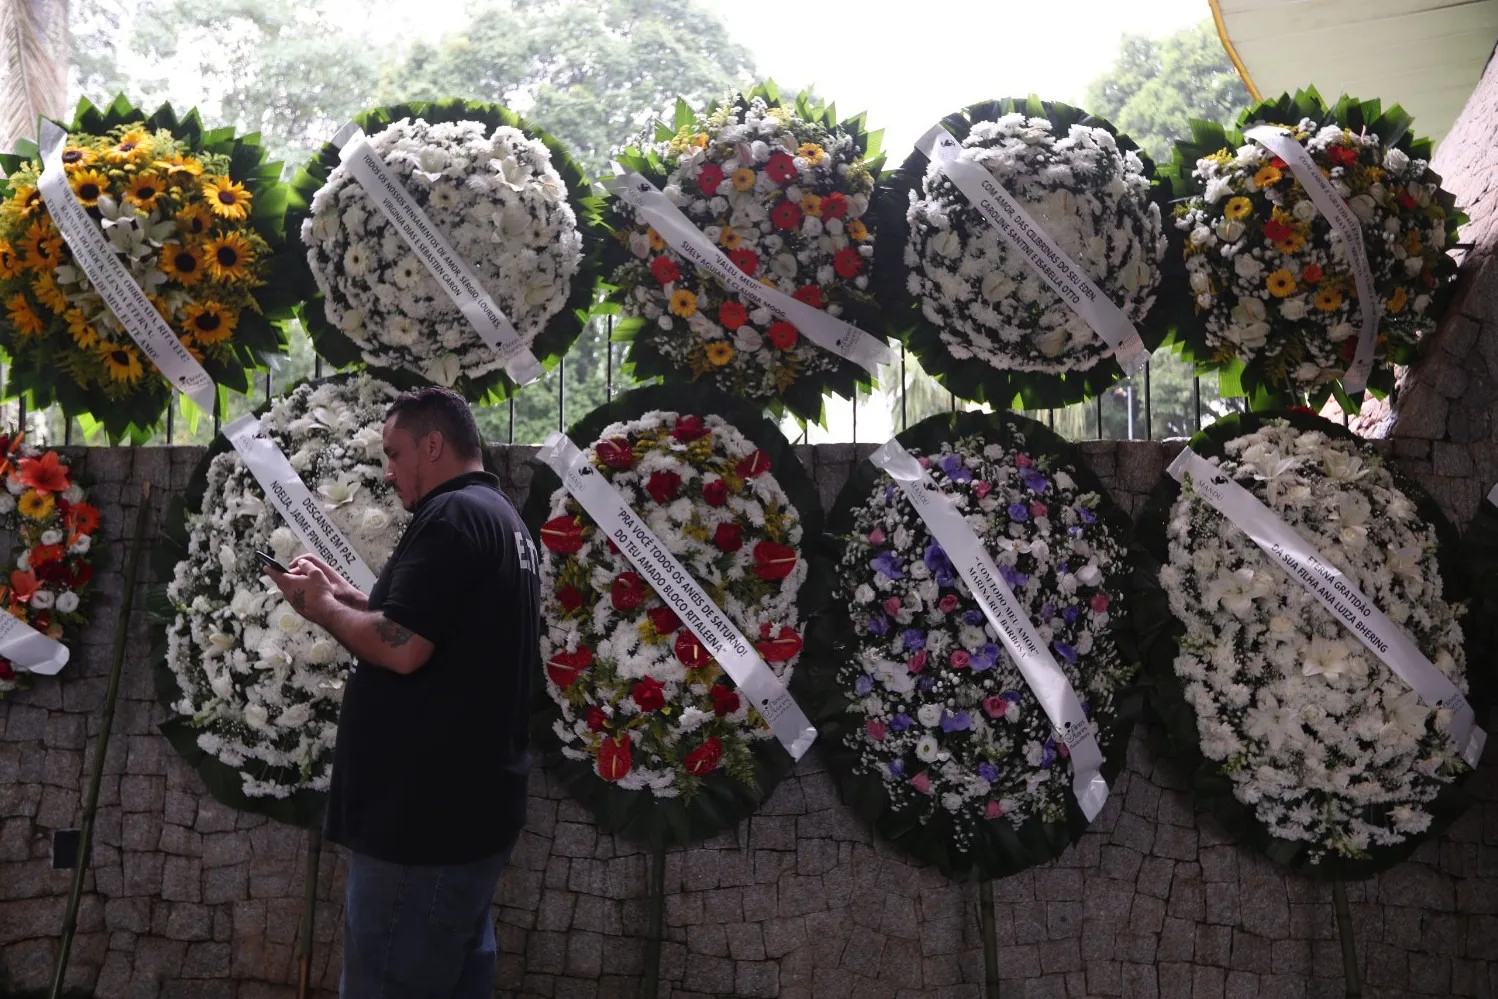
[254,550,288,574]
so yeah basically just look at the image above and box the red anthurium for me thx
[632,675,666,712]
[647,606,681,634]
[697,163,725,195]
[545,647,593,689]
[586,706,608,731]
[611,572,648,612]
[650,256,681,284]
[646,470,682,505]
[702,479,729,506]
[555,584,585,614]
[674,631,711,668]
[821,192,849,219]
[793,285,823,308]
[540,515,584,554]
[683,737,724,776]
[709,683,739,716]
[728,248,759,274]
[595,437,635,470]
[712,522,743,552]
[598,734,632,781]
[736,449,770,478]
[718,301,748,330]
[833,247,863,278]
[752,542,798,581]
[766,152,797,183]
[755,624,803,663]
[671,415,709,441]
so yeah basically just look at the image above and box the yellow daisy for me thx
[202,233,256,282]
[5,294,45,336]
[181,300,237,344]
[796,142,825,166]
[647,228,665,252]
[799,193,823,218]
[65,309,98,349]
[70,169,110,207]
[0,240,22,280]
[1224,197,1253,221]
[18,490,54,520]
[1386,287,1408,314]
[99,343,145,383]
[1265,269,1296,298]
[1313,287,1344,312]
[846,219,869,241]
[669,289,698,318]
[719,228,743,250]
[730,168,756,192]
[107,130,154,164]
[705,341,735,366]
[30,272,68,314]
[201,176,252,221]
[1253,164,1282,188]
[126,173,168,211]
[158,243,205,287]
[1273,233,1306,255]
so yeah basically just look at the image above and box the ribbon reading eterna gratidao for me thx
[603,169,894,376]
[869,437,1111,820]
[537,432,817,760]
[915,124,1151,376]
[36,120,218,416]
[1243,124,1379,393]
[224,414,378,593]
[1169,447,1485,767]
[0,608,69,675]
[330,123,544,387]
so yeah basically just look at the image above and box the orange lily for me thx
[17,450,69,494]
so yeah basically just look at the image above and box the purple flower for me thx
[871,551,904,580]
[1021,469,1049,494]
[1057,563,1069,575]
[1053,641,1078,664]
[902,628,926,652]
[1062,606,1081,625]
[1002,690,1024,704]
[970,643,999,672]
[867,614,890,636]
[1068,526,1085,538]
[963,609,985,626]
[854,675,874,696]
[888,759,905,777]
[1078,506,1097,524]
[924,540,952,574]
[917,675,935,692]
[1040,739,1058,769]
[940,711,972,732]
[891,713,913,732]
[978,762,1000,783]
[884,485,899,505]
[1007,503,1029,522]
[1040,602,1055,619]
[940,454,973,483]
[999,564,1029,589]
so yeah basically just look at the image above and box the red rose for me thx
[755,624,803,663]
[611,572,648,612]
[1341,337,1358,361]
[736,450,770,478]
[821,192,849,220]
[647,606,681,634]
[718,300,748,330]
[1398,190,1417,210]
[683,737,724,776]
[752,542,798,581]
[709,683,739,717]
[0,659,13,682]
[766,152,797,184]
[546,647,593,689]
[595,436,634,470]
[586,706,608,731]
[598,734,632,781]
[540,516,584,554]
[771,200,802,230]
[1327,145,1358,168]
[671,415,709,441]
[712,522,743,552]
[698,163,725,196]
[1262,218,1293,243]
[647,470,682,504]
[632,675,666,712]
[1302,264,1323,284]
[793,285,823,308]
[767,321,798,350]
[556,584,584,613]
[675,631,711,668]
[38,561,69,584]
[728,248,759,274]
[70,564,92,588]
[702,479,729,506]
[650,256,681,284]
[833,247,863,279]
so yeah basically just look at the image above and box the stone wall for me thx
[0,431,1495,999]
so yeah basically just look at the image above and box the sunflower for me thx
[1387,286,1408,314]
[668,289,698,318]
[719,228,743,250]
[158,243,205,287]
[153,152,204,178]
[65,309,98,349]
[201,176,252,221]
[107,130,154,164]
[1313,287,1344,312]
[1265,269,1296,298]
[60,146,96,170]
[68,169,110,207]
[19,221,63,272]
[704,341,735,366]
[796,142,826,166]
[1253,164,1282,188]
[176,203,214,239]
[1224,197,1254,221]
[5,294,45,336]
[30,272,68,314]
[730,168,757,193]
[202,233,256,282]
[8,185,42,220]
[799,193,823,218]
[181,300,237,344]
[99,343,144,383]
[177,334,205,363]
[1273,233,1306,255]
[847,219,869,241]
[0,240,21,280]
[17,490,54,521]
[125,173,168,211]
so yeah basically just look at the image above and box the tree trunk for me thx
[0,0,69,153]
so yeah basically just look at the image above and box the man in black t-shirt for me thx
[267,385,537,998]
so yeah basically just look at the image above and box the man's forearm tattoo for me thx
[288,590,306,613]
[375,616,414,648]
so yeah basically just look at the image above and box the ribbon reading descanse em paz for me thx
[224,414,377,592]
[868,437,1110,820]
[916,124,1150,375]
[1169,446,1485,768]
[331,122,544,387]
[603,169,893,376]
[0,607,69,675]
[537,431,817,760]
[36,121,218,416]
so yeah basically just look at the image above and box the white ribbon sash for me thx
[1169,447,1485,767]
[603,169,894,375]
[538,432,817,760]
[224,414,377,592]
[1243,125,1379,393]
[868,438,1110,820]
[36,121,217,416]
[1488,481,1497,507]
[331,123,544,387]
[0,607,69,675]
[916,125,1150,375]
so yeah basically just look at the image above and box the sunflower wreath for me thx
[0,434,99,699]
[806,411,1141,879]
[874,97,1174,410]
[151,371,419,825]
[522,383,829,848]
[0,95,299,441]
[287,99,603,401]
[1160,89,1463,407]
[1133,411,1490,878]
[599,83,885,423]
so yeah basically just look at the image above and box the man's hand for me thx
[266,559,340,627]
[288,554,368,610]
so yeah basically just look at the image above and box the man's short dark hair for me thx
[386,385,483,460]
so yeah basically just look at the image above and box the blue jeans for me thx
[341,847,512,998]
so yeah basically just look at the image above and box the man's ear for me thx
[423,430,445,461]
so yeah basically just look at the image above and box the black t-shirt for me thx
[324,470,538,865]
